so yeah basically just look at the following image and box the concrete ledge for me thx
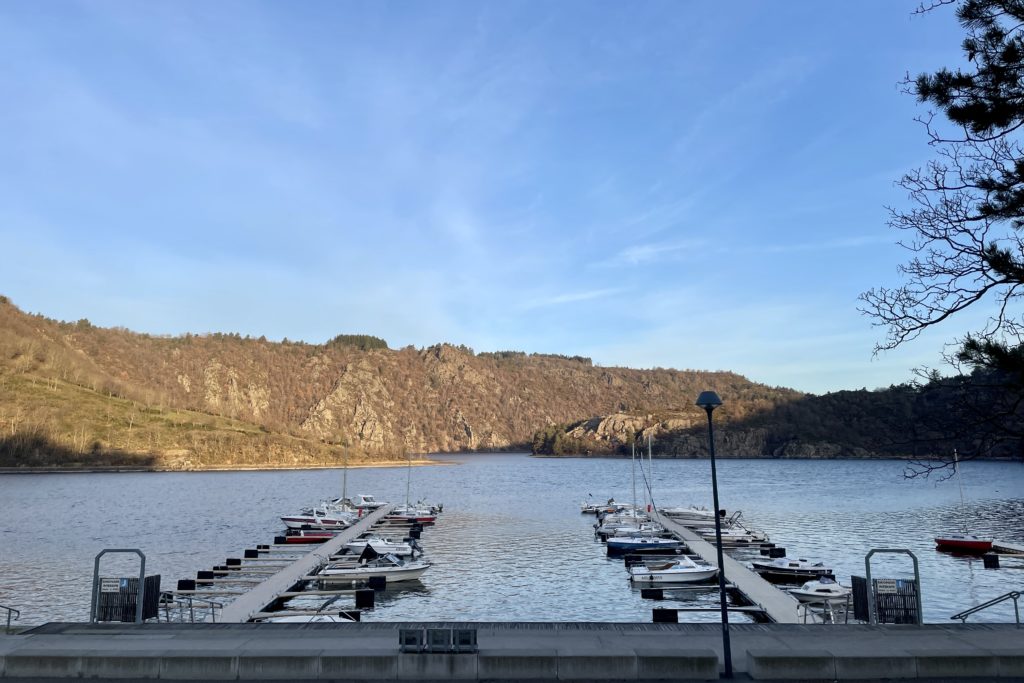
[477,648,557,680]
[320,651,398,680]
[991,649,1024,678]
[833,653,916,680]
[910,649,998,679]
[238,649,323,679]
[634,648,719,680]
[397,652,477,680]
[158,652,239,680]
[747,649,835,681]
[80,654,161,679]
[3,651,81,678]
[555,649,636,680]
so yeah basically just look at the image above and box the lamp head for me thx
[695,390,723,413]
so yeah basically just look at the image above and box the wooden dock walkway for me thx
[218,503,395,623]
[654,512,803,624]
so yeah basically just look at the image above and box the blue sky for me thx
[0,2,986,394]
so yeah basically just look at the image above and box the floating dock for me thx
[993,539,1024,555]
[653,512,804,624]
[218,504,396,623]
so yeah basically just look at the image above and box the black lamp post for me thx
[696,390,732,678]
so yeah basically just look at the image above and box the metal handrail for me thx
[951,591,1021,625]
[797,593,852,625]
[159,592,224,623]
[1,603,20,633]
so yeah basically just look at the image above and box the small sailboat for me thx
[935,450,993,554]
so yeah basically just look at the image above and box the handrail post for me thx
[1,605,20,634]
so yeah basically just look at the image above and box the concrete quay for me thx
[2,622,1023,681]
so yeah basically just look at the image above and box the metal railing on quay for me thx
[1,604,19,633]
[951,590,1021,625]
[159,592,224,624]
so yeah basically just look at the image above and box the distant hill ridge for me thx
[0,296,803,468]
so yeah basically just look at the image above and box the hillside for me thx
[532,381,1024,461]
[0,297,803,469]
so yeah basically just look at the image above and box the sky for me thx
[0,1,990,394]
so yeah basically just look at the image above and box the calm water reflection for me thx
[1,454,1022,623]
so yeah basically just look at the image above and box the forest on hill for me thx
[0,297,803,469]
[532,376,1024,462]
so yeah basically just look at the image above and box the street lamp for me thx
[696,390,732,678]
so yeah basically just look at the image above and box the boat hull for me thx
[607,539,684,555]
[281,517,352,530]
[789,588,850,604]
[935,537,992,553]
[282,531,336,544]
[318,564,429,584]
[628,568,718,584]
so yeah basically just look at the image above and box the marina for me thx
[1,455,1023,625]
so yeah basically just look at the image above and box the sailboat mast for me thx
[631,441,637,514]
[405,451,412,509]
[648,433,653,512]
[954,449,968,533]
[342,449,348,503]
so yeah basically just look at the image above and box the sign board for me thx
[875,579,898,594]
[100,578,121,593]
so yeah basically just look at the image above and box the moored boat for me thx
[628,556,718,584]
[607,536,684,555]
[345,534,419,557]
[319,552,430,584]
[698,527,769,544]
[281,506,356,530]
[934,533,993,553]
[385,506,438,524]
[280,529,338,544]
[750,557,834,583]
[935,450,993,554]
[788,577,851,603]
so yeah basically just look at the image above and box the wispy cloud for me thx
[744,234,894,255]
[592,239,707,268]
[521,288,625,310]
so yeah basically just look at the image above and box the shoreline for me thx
[0,459,452,475]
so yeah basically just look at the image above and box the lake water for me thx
[1,454,1022,624]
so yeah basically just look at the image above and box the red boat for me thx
[278,529,337,544]
[934,534,993,553]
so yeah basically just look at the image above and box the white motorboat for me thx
[698,527,769,544]
[788,577,851,604]
[281,506,357,530]
[345,534,419,557]
[581,496,622,514]
[386,505,438,524]
[348,493,387,510]
[263,613,358,623]
[628,556,718,584]
[661,506,720,523]
[319,553,430,584]
[750,557,834,583]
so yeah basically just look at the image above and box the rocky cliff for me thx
[0,297,804,466]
